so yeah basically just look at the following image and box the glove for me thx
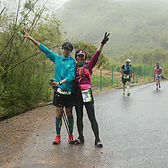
[101,32,110,45]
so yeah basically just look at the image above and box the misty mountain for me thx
[55,0,168,57]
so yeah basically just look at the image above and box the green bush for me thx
[0,1,62,118]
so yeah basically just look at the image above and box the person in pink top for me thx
[154,63,163,90]
[73,32,110,147]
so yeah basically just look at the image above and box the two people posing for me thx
[24,30,110,147]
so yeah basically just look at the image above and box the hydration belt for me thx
[55,87,71,95]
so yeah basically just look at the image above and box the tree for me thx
[0,0,63,117]
[73,41,109,69]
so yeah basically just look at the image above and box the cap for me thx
[125,59,131,62]
[62,42,73,51]
[76,50,86,56]
[75,49,87,60]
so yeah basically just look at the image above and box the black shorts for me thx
[53,92,74,108]
[122,77,131,84]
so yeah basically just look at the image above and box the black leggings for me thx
[75,93,100,142]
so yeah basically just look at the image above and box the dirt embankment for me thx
[0,105,55,166]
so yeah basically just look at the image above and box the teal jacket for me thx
[40,44,75,92]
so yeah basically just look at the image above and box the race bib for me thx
[81,89,92,102]
[155,74,161,80]
[123,75,130,79]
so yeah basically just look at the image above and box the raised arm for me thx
[23,30,40,48]
[88,32,110,70]
[97,32,110,52]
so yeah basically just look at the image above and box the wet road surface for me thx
[3,81,168,168]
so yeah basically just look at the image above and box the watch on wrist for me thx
[59,81,62,85]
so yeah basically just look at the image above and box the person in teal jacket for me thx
[24,30,75,144]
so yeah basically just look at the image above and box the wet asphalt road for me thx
[3,81,168,168]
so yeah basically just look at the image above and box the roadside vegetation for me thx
[0,0,62,118]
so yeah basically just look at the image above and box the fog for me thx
[1,0,167,16]
[0,0,70,15]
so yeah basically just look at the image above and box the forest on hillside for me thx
[57,0,168,57]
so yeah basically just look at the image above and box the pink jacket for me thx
[75,50,101,90]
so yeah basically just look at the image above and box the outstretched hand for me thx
[101,32,110,45]
[23,29,39,47]
[23,30,31,39]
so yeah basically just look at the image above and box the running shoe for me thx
[95,141,103,147]
[75,136,84,144]
[127,92,130,96]
[68,134,75,144]
[123,91,125,95]
[156,87,158,90]
[159,85,161,88]
[53,135,61,144]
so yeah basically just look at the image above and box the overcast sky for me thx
[0,0,70,13]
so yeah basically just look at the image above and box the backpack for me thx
[154,67,162,74]
[75,63,91,82]
[122,64,131,74]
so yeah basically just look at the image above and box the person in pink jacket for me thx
[74,32,110,147]
[154,63,163,90]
